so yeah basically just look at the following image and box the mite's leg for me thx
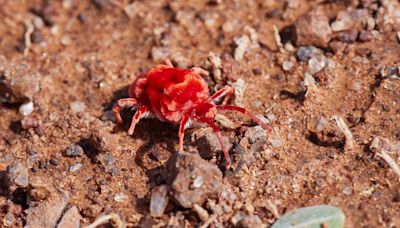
[204,120,232,169]
[178,115,190,152]
[112,98,138,124]
[191,66,210,76]
[216,105,272,131]
[209,86,234,105]
[128,106,149,135]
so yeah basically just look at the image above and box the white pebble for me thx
[69,163,82,172]
[114,192,129,202]
[70,101,85,113]
[19,101,34,116]
[234,35,250,61]
[192,176,204,189]
[282,60,293,71]
[150,185,169,217]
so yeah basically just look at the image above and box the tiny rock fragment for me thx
[308,55,327,74]
[193,204,209,222]
[56,206,82,228]
[150,185,169,217]
[282,60,293,71]
[191,127,232,159]
[89,129,119,153]
[296,46,321,62]
[151,47,170,62]
[69,101,85,113]
[19,101,34,116]
[208,52,222,82]
[7,162,29,189]
[64,144,84,157]
[166,152,224,208]
[232,78,246,106]
[238,215,265,228]
[234,35,251,61]
[0,55,40,104]
[268,134,283,148]
[245,126,267,143]
[295,9,332,47]
[3,212,14,227]
[69,163,82,172]
[114,192,128,203]
[26,184,69,228]
[21,116,39,130]
[307,116,328,133]
[359,30,374,42]
[331,8,368,32]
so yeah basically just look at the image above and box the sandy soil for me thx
[1,0,400,227]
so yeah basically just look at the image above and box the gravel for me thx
[296,46,320,62]
[7,162,29,189]
[26,185,69,228]
[150,185,169,217]
[64,144,84,157]
[0,55,40,103]
[69,163,83,172]
[56,206,81,228]
[19,101,34,116]
[294,9,332,47]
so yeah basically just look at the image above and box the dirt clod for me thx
[166,152,224,208]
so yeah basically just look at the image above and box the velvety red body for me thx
[128,65,209,123]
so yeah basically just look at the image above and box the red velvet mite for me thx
[113,60,271,168]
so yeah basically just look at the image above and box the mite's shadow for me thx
[105,86,181,214]
[103,85,129,112]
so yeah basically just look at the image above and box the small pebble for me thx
[50,159,59,166]
[69,163,83,172]
[21,116,39,129]
[61,36,72,46]
[193,204,209,221]
[191,176,204,189]
[245,126,267,143]
[114,192,129,202]
[150,185,169,217]
[3,212,14,227]
[308,56,326,74]
[65,144,84,157]
[7,162,29,188]
[296,46,320,62]
[19,101,34,116]
[268,135,283,148]
[234,35,250,61]
[343,186,352,195]
[359,30,374,42]
[69,101,85,113]
[282,60,293,71]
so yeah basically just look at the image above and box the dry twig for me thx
[370,137,400,180]
[332,115,354,149]
[84,213,125,228]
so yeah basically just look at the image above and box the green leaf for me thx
[271,205,345,228]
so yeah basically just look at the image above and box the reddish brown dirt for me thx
[1,0,400,227]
